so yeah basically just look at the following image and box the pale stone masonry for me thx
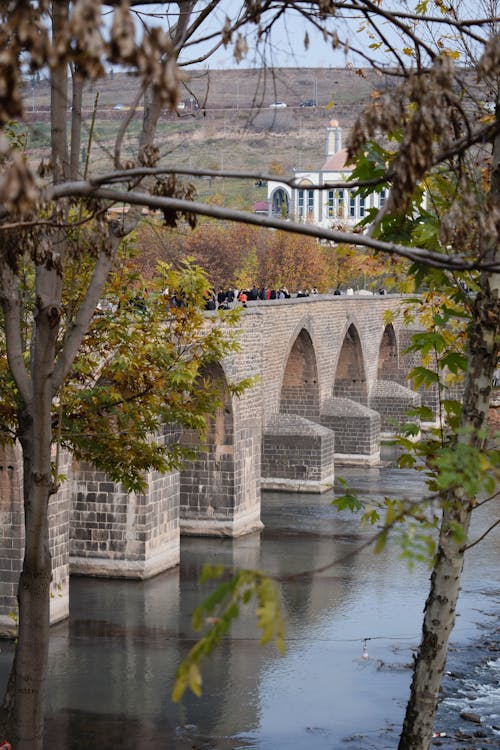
[0,293,440,628]
[70,425,180,579]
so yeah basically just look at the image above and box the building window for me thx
[380,188,387,207]
[298,188,314,219]
[359,196,365,217]
[338,190,344,217]
[327,190,335,217]
[308,189,314,216]
[298,189,305,218]
[349,191,356,218]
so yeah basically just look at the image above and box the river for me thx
[1,465,498,749]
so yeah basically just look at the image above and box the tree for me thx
[136,220,343,291]
[0,2,273,747]
[0,2,498,750]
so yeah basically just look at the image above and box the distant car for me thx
[300,99,317,107]
[113,103,125,110]
[269,102,287,108]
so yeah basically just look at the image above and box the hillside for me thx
[22,67,384,207]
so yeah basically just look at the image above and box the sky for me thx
[135,1,373,70]
[128,1,491,72]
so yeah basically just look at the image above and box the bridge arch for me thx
[377,323,399,380]
[279,327,320,421]
[333,321,368,404]
[180,361,235,521]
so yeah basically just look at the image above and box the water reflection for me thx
[2,466,499,749]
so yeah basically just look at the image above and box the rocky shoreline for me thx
[432,593,500,749]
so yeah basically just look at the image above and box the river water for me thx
[1,466,499,749]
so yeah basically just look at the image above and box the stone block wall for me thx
[180,319,263,537]
[48,449,72,624]
[279,329,320,421]
[321,397,381,464]
[369,380,421,432]
[0,443,71,633]
[0,443,23,635]
[261,414,335,492]
[70,426,180,579]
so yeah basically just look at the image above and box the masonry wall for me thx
[0,443,70,633]
[180,314,264,536]
[369,380,421,432]
[245,295,406,423]
[49,449,71,624]
[0,443,23,634]
[321,398,381,462]
[279,329,320,420]
[70,425,180,578]
[262,414,335,491]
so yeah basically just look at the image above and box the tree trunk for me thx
[398,498,471,749]
[10,253,62,748]
[14,415,52,750]
[399,291,498,749]
[398,109,500,750]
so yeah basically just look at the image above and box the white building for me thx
[267,120,387,228]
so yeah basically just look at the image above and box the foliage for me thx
[63,263,245,490]
[136,219,399,292]
[0,221,245,491]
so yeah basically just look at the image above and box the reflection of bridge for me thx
[0,294,424,632]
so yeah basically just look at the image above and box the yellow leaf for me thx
[189,663,202,697]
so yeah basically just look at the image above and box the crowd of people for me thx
[202,285,320,310]
[168,284,387,311]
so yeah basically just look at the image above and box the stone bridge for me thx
[0,294,427,632]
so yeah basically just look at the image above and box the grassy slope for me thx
[23,67,383,210]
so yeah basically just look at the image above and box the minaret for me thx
[325,119,342,157]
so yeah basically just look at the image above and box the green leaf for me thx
[439,352,468,374]
[332,492,364,513]
[172,569,285,702]
[374,528,388,554]
[408,366,440,388]
[398,453,416,469]
[399,421,420,437]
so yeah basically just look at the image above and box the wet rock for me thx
[460,711,482,724]
[485,641,500,651]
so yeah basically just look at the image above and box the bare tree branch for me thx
[463,518,500,552]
